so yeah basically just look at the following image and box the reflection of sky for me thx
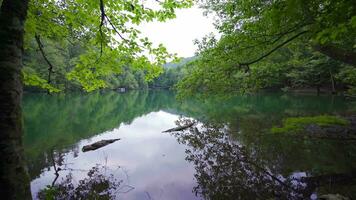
[31,111,201,200]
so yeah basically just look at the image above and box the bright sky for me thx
[140,6,217,58]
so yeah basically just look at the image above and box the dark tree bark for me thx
[314,44,356,67]
[35,34,54,85]
[0,0,31,199]
[329,69,336,94]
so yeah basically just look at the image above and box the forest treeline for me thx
[24,35,356,95]
[24,38,148,92]
[177,42,356,95]
[24,0,356,96]
[23,37,194,92]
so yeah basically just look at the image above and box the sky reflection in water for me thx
[24,91,356,199]
[30,111,199,200]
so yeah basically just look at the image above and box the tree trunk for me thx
[0,0,31,199]
[314,44,356,67]
[329,69,336,94]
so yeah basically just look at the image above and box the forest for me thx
[175,0,356,97]
[23,38,194,91]
[19,0,356,97]
[0,0,356,199]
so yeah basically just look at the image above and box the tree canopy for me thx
[176,0,356,96]
[0,1,194,198]
[22,0,193,92]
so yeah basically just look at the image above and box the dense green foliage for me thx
[23,37,84,92]
[176,0,356,97]
[149,57,195,88]
[23,36,156,91]
[23,37,193,91]
[23,0,356,95]
[22,0,193,92]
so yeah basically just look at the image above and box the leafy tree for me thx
[135,70,148,89]
[199,0,355,66]
[121,71,139,90]
[23,36,85,92]
[0,0,192,198]
[176,0,356,96]
[150,57,193,89]
[22,0,193,92]
[105,67,149,90]
[337,67,356,95]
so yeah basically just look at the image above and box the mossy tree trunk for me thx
[0,0,31,199]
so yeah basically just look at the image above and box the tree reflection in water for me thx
[171,118,311,200]
[37,154,133,200]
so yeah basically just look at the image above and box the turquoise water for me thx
[23,90,356,199]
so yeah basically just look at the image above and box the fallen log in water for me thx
[82,139,120,152]
[162,122,195,133]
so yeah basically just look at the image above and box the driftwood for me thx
[319,194,350,200]
[162,122,195,133]
[82,139,120,152]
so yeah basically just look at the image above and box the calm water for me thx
[23,90,356,199]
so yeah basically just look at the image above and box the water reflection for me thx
[171,118,305,199]
[23,91,355,199]
[37,164,131,200]
[171,118,356,199]
[29,111,198,200]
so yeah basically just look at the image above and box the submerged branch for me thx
[82,139,121,152]
[163,122,196,132]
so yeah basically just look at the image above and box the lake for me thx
[23,90,356,199]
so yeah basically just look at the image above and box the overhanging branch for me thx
[35,34,54,85]
[239,30,309,69]
[98,0,128,56]
[240,23,311,52]
[99,0,105,55]
[105,15,128,42]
